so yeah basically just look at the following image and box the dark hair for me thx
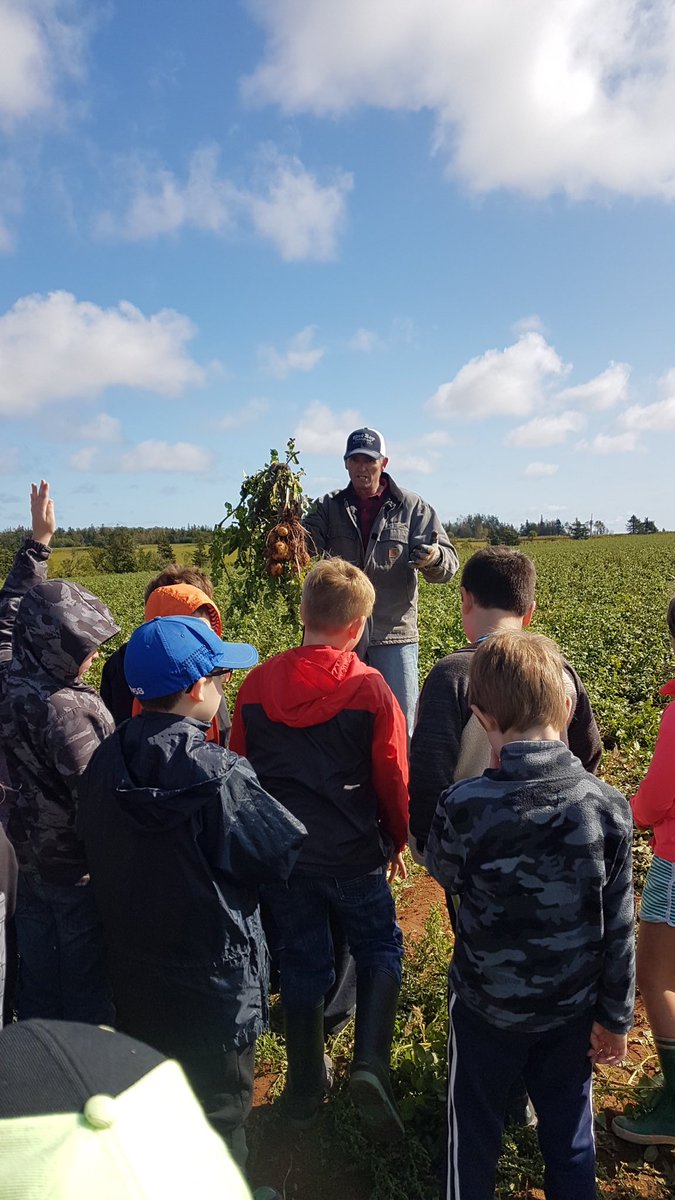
[139,690,185,713]
[144,565,214,603]
[460,547,536,616]
[668,596,675,639]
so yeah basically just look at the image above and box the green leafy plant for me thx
[210,439,311,617]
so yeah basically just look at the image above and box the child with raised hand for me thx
[613,596,675,1146]
[0,481,119,1024]
[425,630,634,1200]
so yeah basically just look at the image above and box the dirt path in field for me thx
[247,873,674,1200]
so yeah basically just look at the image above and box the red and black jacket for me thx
[230,645,408,879]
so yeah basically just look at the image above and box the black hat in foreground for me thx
[0,1019,253,1199]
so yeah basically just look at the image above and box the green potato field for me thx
[69,533,675,1199]
[83,532,675,800]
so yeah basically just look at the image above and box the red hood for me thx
[661,678,675,697]
[248,646,369,728]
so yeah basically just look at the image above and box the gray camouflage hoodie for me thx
[0,540,119,884]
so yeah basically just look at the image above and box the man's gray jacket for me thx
[303,474,458,645]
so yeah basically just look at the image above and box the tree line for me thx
[0,513,664,577]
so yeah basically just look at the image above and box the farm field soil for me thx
[247,872,674,1200]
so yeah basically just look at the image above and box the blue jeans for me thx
[446,995,595,1200]
[15,872,114,1024]
[366,642,419,737]
[262,869,403,1010]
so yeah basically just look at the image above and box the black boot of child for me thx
[349,969,404,1141]
[282,1003,331,1129]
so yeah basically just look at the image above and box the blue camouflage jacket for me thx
[425,740,635,1034]
[0,540,119,884]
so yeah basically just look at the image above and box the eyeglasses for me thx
[207,668,233,682]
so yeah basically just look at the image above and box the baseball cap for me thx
[124,615,258,700]
[0,1019,253,1200]
[344,427,387,461]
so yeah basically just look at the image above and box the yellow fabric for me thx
[0,1059,252,1200]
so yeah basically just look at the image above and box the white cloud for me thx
[0,291,206,415]
[76,413,122,443]
[557,363,630,410]
[512,314,546,336]
[245,146,352,261]
[427,332,567,420]
[120,441,213,473]
[621,379,675,431]
[259,325,325,379]
[96,143,352,262]
[349,327,382,352]
[293,400,362,455]
[95,145,235,242]
[524,461,559,476]
[577,432,639,453]
[243,0,675,200]
[216,398,270,429]
[0,0,87,129]
[70,441,214,474]
[506,410,585,447]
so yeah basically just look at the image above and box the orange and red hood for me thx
[144,584,222,637]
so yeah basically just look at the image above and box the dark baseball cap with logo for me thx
[344,427,387,461]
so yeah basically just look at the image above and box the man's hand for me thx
[588,1022,627,1065]
[410,544,440,570]
[31,480,56,547]
[387,851,408,884]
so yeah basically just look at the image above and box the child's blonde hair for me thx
[470,629,568,734]
[301,558,375,631]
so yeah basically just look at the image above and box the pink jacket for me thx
[632,679,675,863]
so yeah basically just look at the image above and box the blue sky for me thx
[2,1,675,533]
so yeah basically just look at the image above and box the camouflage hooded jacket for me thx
[425,740,635,1034]
[0,540,119,885]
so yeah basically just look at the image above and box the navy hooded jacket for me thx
[77,713,306,1047]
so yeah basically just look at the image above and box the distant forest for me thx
[0,512,664,577]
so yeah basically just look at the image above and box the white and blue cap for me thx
[124,616,258,700]
[344,427,386,461]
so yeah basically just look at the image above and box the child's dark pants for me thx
[111,966,254,1171]
[445,994,595,1200]
[262,867,403,1007]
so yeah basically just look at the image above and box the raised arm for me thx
[0,481,56,663]
[409,499,459,584]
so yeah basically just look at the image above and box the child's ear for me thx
[460,587,473,615]
[470,704,498,734]
[563,692,573,728]
[522,600,537,628]
[350,614,367,641]
[186,677,207,702]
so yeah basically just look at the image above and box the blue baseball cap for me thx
[124,616,258,700]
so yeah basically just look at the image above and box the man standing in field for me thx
[303,428,458,734]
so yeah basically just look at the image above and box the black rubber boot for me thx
[349,969,404,1141]
[282,1003,329,1129]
